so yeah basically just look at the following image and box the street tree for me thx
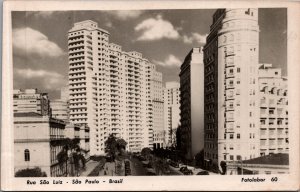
[141,147,152,160]
[104,134,118,161]
[56,138,86,176]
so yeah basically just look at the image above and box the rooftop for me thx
[242,153,289,165]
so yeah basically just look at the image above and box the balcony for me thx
[225,73,234,79]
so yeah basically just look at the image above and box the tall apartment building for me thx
[163,81,180,147]
[203,9,260,170]
[258,63,288,156]
[179,47,204,159]
[151,68,164,149]
[13,89,51,116]
[68,20,154,155]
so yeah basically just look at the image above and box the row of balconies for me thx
[68,41,85,48]
[69,45,85,52]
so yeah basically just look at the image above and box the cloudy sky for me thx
[12,8,287,99]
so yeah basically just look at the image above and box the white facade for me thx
[204,9,260,170]
[13,89,50,116]
[163,81,180,147]
[179,47,205,159]
[68,20,154,155]
[14,112,66,177]
[258,64,288,155]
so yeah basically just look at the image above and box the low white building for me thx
[258,64,289,156]
[14,112,66,177]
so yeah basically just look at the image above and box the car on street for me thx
[169,160,179,168]
[197,171,209,175]
[179,166,193,175]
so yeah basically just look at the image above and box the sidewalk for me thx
[80,160,99,176]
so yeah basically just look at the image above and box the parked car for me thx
[169,160,179,168]
[197,171,209,175]
[146,170,156,176]
[179,166,193,175]
[179,166,188,172]
[183,169,193,175]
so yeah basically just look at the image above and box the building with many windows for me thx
[151,68,164,149]
[14,112,66,177]
[13,89,51,116]
[163,81,180,147]
[50,100,69,122]
[179,47,205,159]
[203,9,260,171]
[50,86,70,122]
[258,63,288,156]
[68,20,157,155]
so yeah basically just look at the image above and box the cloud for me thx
[153,54,182,68]
[135,15,180,41]
[31,11,55,18]
[14,68,65,90]
[105,21,113,28]
[183,33,208,44]
[109,10,144,20]
[13,27,64,57]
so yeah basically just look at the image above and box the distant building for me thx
[258,64,289,156]
[153,130,165,149]
[13,89,51,116]
[163,81,180,147]
[14,112,66,177]
[151,68,164,149]
[179,47,205,159]
[203,9,260,171]
[50,100,69,122]
[60,85,69,102]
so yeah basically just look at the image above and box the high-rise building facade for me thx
[151,68,165,149]
[163,81,180,147]
[13,89,51,116]
[68,20,155,155]
[258,63,289,156]
[203,9,260,170]
[179,47,205,159]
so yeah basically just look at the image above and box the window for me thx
[237,133,240,139]
[230,134,234,139]
[24,149,30,161]
[230,155,234,160]
[237,68,240,73]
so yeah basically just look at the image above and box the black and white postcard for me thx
[1,0,299,191]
